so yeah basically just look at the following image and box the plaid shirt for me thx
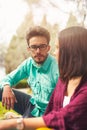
[43,78,87,130]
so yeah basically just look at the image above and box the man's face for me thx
[28,36,50,64]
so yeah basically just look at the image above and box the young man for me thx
[0,26,59,117]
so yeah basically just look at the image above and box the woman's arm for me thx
[24,117,46,129]
[0,117,46,130]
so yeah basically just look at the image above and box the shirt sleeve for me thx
[0,59,30,88]
[42,84,87,130]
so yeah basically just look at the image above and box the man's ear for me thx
[47,45,50,52]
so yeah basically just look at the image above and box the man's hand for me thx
[2,85,17,110]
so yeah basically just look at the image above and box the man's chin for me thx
[35,59,44,64]
[35,61,44,64]
[34,57,46,64]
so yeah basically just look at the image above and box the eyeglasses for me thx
[29,44,48,51]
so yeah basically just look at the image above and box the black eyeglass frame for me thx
[28,44,48,51]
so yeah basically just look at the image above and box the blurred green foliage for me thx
[13,79,29,89]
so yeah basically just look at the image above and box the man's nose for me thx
[36,47,40,52]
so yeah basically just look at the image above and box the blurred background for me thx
[0,0,87,81]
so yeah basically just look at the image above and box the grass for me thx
[0,102,18,120]
[0,102,10,118]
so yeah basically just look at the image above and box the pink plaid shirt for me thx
[43,78,87,130]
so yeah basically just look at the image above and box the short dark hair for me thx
[58,26,87,82]
[26,26,50,45]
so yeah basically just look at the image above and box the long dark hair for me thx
[58,26,87,82]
